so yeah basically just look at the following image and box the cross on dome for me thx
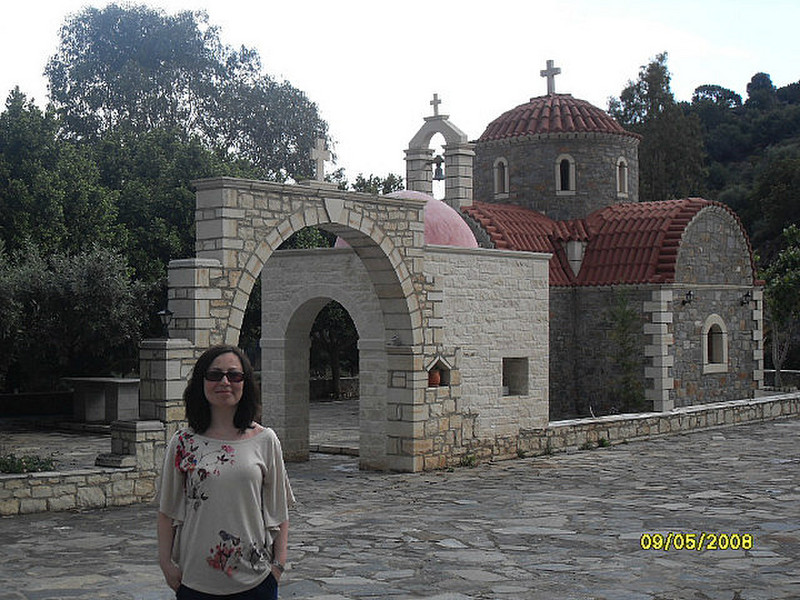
[430,93,442,117]
[540,59,561,95]
[310,138,331,182]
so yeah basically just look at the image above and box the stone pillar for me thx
[643,288,675,412]
[261,336,309,462]
[357,339,388,470]
[138,338,195,439]
[405,147,434,195]
[443,142,475,210]
[168,258,222,348]
[386,345,426,472]
[751,288,764,391]
[97,420,165,470]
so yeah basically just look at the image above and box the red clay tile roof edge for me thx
[462,199,759,287]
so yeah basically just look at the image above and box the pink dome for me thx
[387,190,479,248]
[335,190,478,249]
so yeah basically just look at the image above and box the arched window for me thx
[555,154,575,195]
[493,157,509,197]
[616,157,629,197]
[702,314,728,374]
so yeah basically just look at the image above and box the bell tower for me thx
[405,94,475,210]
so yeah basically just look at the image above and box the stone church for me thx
[159,62,763,471]
[403,63,763,420]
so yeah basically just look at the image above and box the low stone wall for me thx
[466,392,800,463]
[0,467,158,516]
[0,419,165,517]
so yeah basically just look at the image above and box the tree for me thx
[609,52,675,126]
[5,245,148,391]
[604,291,646,414]
[762,226,800,387]
[692,85,743,111]
[309,301,359,399]
[0,242,21,390]
[749,153,800,257]
[46,4,327,181]
[93,126,249,282]
[0,89,122,255]
[609,53,706,202]
[746,72,778,111]
[351,173,405,195]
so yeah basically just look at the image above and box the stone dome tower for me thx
[473,62,641,221]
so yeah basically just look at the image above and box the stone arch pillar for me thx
[404,147,434,195]
[443,142,476,209]
[406,110,474,210]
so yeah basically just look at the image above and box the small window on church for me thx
[560,160,570,190]
[707,325,724,363]
[616,157,629,197]
[502,357,528,396]
[494,158,509,197]
[702,315,728,374]
[555,154,575,195]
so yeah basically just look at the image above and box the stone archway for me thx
[167,178,431,471]
[260,247,388,469]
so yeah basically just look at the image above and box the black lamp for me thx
[741,290,752,306]
[682,290,694,305]
[157,308,173,339]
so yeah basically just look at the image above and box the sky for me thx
[1,0,799,180]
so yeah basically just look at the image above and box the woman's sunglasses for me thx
[205,370,245,383]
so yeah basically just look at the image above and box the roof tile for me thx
[479,94,639,142]
[463,198,757,287]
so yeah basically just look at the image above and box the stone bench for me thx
[62,377,140,424]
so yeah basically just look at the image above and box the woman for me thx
[158,345,294,599]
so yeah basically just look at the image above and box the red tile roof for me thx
[462,199,755,286]
[478,94,640,142]
[462,202,574,285]
[578,199,708,286]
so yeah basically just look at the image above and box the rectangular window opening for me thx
[502,357,529,396]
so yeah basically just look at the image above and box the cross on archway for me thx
[540,59,561,95]
[310,138,331,182]
[430,93,441,117]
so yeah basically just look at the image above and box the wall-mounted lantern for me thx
[157,308,173,339]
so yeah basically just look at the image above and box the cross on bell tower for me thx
[540,59,561,95]
[430,93,442,117]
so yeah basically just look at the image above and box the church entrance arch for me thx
[260,247,389,469]
[167,177,429,471]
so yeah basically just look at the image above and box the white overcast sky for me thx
[1,0,798,179]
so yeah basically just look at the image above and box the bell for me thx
[432,156,445,181]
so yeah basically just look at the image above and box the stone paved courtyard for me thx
[0,413,797,599]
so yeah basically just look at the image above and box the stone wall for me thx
[0,467,158,516]
[519,393,799,458]
[423,245,550,465]
[474,133,639,219]
[672,206,762,407]
[549,286,651,419]
[0,418,165,517]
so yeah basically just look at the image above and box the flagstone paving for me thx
[0,412,798,599]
